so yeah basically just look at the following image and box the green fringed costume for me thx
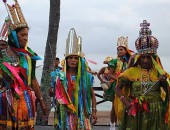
[116,66,170,130]
[104,58,128,101]
[115,20,170,130]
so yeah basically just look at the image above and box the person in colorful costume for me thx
[105,36,133,130]
[115,20,170,130]
[49,28,97,130]
[97,56,115,93]
[0,0,47,129]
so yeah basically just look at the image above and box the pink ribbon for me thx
[3,62,27,94]
[55,78,69,104]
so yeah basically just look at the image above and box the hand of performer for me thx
[92,110,97,125]
[126,103,134,115]
[159,74,167,82]
[108,74,116,80]
[93,71,98,76]
[125,101,131,110]
[121,98,132,114]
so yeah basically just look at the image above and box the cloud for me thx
[1,0,170,72]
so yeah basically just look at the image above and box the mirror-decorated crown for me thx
[135,20,159,54]
[3,0,28,32]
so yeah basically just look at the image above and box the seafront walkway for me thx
[35,110,117,130]
[35,125,118,130]
[35,86,116,129]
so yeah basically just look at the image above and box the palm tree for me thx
[36,0,60,125]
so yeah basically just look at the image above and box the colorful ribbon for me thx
[128,95,149,116]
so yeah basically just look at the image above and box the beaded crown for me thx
[135,20,159,54]
[0,17,11,41]
[65,28,82,57]
[3,0,28,32]
[117,36,128,48]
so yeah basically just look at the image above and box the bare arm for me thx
[87,69,97,75]
[115,79,131,107]
[127,54,135,68]
[97,67,105,83]
[31,78,47,115]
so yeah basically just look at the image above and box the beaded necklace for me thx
[140,68,150,93]
[1,48,19,66]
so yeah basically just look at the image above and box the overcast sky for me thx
[1,0,170,72]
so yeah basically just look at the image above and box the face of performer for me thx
[139,54,153,69]
[67,55,79,68]
[117,46,127,57]
[17,28,28,48]
[0,40,8,50]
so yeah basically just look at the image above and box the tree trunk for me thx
[36,0,60,125]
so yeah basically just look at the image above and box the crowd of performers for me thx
[97,20,170,130]
[1,0,170,130]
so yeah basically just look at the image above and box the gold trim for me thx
[0,120,34,127]
[117,36,128,48]
[5,0,28,31]
[65,28,82,57]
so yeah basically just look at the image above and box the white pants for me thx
[101,82,109,92]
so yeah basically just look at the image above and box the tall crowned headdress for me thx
[65,28,82,57]
[0,17,11,41]
[3,0,28,32]
[117,36,128,48]
[135,20,159,54]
